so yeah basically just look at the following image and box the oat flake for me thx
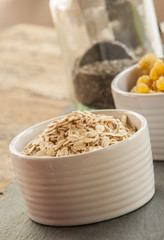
[22,111,136,157]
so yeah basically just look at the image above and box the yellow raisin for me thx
[149,59,164,80]
[149,68,158,80]
[156,76,164,91]
[130,85,138,93]
[138,83,150,93]
[151,81,157,91]
[138,53,157,71]
[147,78,154,89]
[137,75,149,86]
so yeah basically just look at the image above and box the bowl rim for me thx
[112,63,164,97]
[9,109,147,161]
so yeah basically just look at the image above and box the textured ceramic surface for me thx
[112,65,164,161]
[10,110,155,226]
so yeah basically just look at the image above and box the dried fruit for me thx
[137,75,149,85]
[150,60,164,80]
[138,83,150,93]
[130,53,164,94]
[138,53,157,73]
[157,77,164,91]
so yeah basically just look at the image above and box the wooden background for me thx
[0,24,70,195]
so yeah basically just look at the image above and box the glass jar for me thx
[50,0,163,109]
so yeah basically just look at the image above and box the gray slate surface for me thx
[1,104,164,240]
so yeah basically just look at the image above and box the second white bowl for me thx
[112,64,164,161]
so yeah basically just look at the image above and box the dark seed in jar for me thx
[73,41,135,109]
[73,58,134,109]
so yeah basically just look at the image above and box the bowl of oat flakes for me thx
[112,54,164,161]
[10,110,155,226]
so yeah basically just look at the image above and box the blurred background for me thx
[0,0,53,29]
[0,0,163,32]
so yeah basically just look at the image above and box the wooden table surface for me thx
[0,24,70,195]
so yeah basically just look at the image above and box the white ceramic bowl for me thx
[112,64,164,161]
[10,110,155,226]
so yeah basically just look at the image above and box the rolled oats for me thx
[22,111,136,157]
